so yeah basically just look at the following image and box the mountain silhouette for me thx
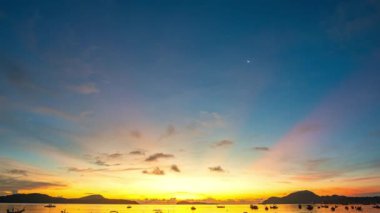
[262,190,380,204]
[0,193,138,204]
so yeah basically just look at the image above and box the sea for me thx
[0,204,379,213]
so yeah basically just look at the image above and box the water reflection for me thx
[1,204,379,213]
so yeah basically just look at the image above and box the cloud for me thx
[130,130,142,138]
[1,58,47,95]
[170,165,180,173]
[66,167,105,173]
[252,147,270,151]
[295,123,321,134]
[67,83,99,94]
[94,159,111,166]
[208,166,225,173]
[145,153,174,162]
[129,150,145,155]
[6,169,28,176]
[87,153,123,167]
[213,139,233,147]
[0,175,65,193]
[291,171,341,182]
[159,125,176,140]
[304,158,331,171]
[105,153,123,159]
[66,167,143,173]
[142,167,165,175]
[31,106,79,122]
[187,111,225,131]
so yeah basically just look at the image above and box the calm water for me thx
[0,204,378,213]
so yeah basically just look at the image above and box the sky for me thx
[0,0,380,202]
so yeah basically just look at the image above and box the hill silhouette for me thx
[262,190,380,204]
[177,201,214,205]
[0,193,138,204]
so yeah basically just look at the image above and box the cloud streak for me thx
[213,139,233,147]
[171,165,180,172]
[142,167,165,175]
[252,147,270,151]
[208,166,225,173]
[6,169,28,176]
[0,175,66,193]
[145,153,174,162]
[67,83,99,94]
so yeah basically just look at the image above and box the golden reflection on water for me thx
[0,204,378,213]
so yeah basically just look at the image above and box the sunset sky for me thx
[1,0,380,201]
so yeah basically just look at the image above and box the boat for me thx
[306,205,313,210]
[153,209,163,213]
[298,204,302,209]
[127,206,132,208]
[373,205,380,209]
[331,207,335,211]
[191,206,196,210]
[216,205,225,208]
[110,211,118,213]
[265,206,269,211]
[356,206,362,211]
[7,208,25,213]
[61,209,68,213]
[270,205,278,209]
[250,204,258,210]
[44,204,56,208]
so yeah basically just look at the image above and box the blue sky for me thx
[0,0,380,200]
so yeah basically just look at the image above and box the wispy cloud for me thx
[252,147,270,151]
[171,165,180,172]
[0,175,66,193]
[145,153,174,162]
[212,139,233,147]
[159,125,176,140]
[208,166,225,173]
[105,153,123,159]
[67,83,99,94]
[304,158,331,171]
[142,167,165,175]
[31,106,79,122]
[187,111,225,131]
[129,150,145,155]
[67,167,105,173]
[6,169,28,176]
[1,58,46,94]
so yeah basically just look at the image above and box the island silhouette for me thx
[262,190,380,205]
[0,193,138,204]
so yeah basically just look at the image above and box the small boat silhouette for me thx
[191,206,196,210]
[306,205,313,210]
[44,204,56,208]
[270,205,278,209]
[7,208,25,213]
[250,204,258,210]
[216,205,225,208]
